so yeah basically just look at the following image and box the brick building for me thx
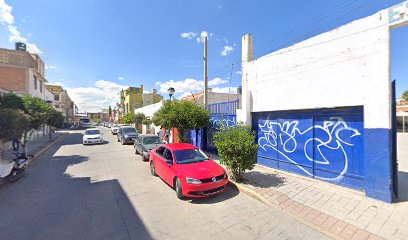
[0,45,53,102]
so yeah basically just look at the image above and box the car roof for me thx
[85,128,99,131]
[140,134,159,137]
[164,143,198,151]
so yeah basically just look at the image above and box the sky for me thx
[1,0,408,112]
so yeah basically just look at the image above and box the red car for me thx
[149,143,228,199]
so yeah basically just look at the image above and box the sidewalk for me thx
[209,133,408,240]
[3,132,66,161]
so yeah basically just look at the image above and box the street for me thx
[0,127,328,240]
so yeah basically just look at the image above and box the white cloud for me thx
[156,77,228,98]
[196,31,213,43]
[118,76,124,80]
[221,45,234,56]
[1,1,42,54]
[0,0,14,25]
[180,32,197,40]
[208,77,227,86]
[211,87,239,94]
[45,65,57,70]
[67,80,128,112]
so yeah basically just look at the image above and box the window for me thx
[164,149,173,161]
[156,147,165,156]
[174,149,209,164]
[33,76,37,90]
[54,94,60,101]
[40,81,42,93]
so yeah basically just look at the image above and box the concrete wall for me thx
[240,4,408,202]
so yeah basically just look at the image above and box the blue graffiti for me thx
[210,117,236,129]
[258,120,361,181]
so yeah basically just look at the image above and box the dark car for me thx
[117,126,138,145]
[134,135,164,161]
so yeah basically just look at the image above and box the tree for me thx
[153,100,210,142]
[122,112,136,124]
[20,96,52,146]
[0,108,29,160]
[46,108,65,139]
[108,106,112,118]
[214,123,258,182]
[403,90,408,101]
[0,93,24,110]
[142,119,152,125]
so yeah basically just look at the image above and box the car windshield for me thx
[85,130,100,135]
[174,149,209,164]
[122,128,136,133]
[143,137,162,145]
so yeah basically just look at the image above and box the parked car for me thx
[149,143,228,199]
[82,128,104,145]
[134,135,164,161]
[111,124,119,134]
[117,126,138,145]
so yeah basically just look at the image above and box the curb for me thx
[228,179,343,240]
[29,133,67,162]
[228,178,385,240]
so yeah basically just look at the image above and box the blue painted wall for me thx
[253,107,365,190]
[253,106,396,202]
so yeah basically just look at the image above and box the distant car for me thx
[111,125,119,134]
[134,135,164,161]
[149,143,228,199]
[117,126,138,145]
[82,128,104,145]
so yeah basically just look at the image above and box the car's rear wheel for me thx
[175,178,184,199]
[135,148,139,155]
[117,137,120,142]
[150,162,157,176]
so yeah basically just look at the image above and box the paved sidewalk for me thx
[3,132,65,161]
[210,133,408,240]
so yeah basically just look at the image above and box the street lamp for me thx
[167,87,175,101]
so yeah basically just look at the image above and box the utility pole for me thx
[204,36,208,108]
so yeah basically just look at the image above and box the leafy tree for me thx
[20,96,52,145]
[46,108,65,140]
[153,100,210,142]
[0,108,29,160]
[134,113,146,126]
[0,93,24,110]
[108,106,112,117]
[122,112,136,124]
[214,123,258,182]
[142,119,152,125]
[403,90,408,101]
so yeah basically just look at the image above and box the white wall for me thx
[243,9,392,129]
[28,69,53,102]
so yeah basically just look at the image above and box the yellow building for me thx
[120,85,162,116]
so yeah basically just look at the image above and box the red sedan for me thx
[149,143,228,199]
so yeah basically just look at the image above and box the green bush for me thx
[214,123,258,182]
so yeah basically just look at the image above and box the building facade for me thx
[0,46,53,102]
[120,85,162,116]
[237,2,408,203]
[46,85,75,123]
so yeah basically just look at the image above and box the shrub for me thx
[214,123,258,182]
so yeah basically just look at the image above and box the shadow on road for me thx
[0,132,152,240]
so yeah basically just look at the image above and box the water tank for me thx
[15,42,27,51]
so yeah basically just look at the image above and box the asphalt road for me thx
[0,127,329,240]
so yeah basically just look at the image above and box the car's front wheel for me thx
[175,178,184,199]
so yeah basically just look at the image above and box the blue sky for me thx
[1,0,408,112]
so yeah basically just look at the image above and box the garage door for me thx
[253,107,364,190]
